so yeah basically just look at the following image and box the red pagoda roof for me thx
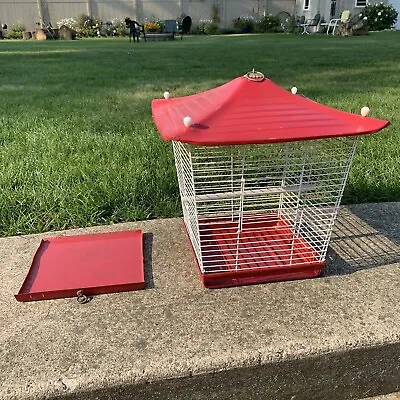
[151,74,389,146]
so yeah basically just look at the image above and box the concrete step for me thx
[0,203,399,399]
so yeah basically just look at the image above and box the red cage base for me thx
[183,216,325,289]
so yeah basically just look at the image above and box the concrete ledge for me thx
[52,344,400,400]
[364,393,400,400]
[0,203,399,399]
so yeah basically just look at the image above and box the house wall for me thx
[389,0,400,28]
[0,0,40,32]
[0,0,295,33]
[296,0,389,22]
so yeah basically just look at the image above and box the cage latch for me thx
[76,290,91,304]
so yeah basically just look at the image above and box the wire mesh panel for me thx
[173,137,357,286]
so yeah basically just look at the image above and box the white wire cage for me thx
[173,136,357,287]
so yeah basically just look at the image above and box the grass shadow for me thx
[322,206,400,277]
[143,232,154,289]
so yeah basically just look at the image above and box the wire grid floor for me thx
[198,213,319,273]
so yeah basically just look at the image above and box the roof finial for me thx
[245,70,265,82]
[361,106,370,117]
[291,87,298,95]
[163,91,170,99]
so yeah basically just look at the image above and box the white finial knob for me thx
[361,106,370,117]
[183,116,193,127]
[163,91,170,99]
[291,87,298,95]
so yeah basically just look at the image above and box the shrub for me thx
[74,14,102,37]
[203,22,219,35]
[111,18,127,36]
[255,14,281,32]
[56,18,77,29]
[192,20,212,34]
[217,27,241,35]
[8,22,25,39]
[144,20,163,33]
[283,15,298,33]
[363,3,398,31]
[190,24,203,34]
[75,14,91,29]
[233,16,256,33]
[56,16,128,37]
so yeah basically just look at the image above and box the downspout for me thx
[37,0,44,26]
[224,0,227,27]
[86,0,92,16]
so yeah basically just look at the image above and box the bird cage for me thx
[152,71,389,288]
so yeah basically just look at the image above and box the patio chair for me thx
[302,13,321,34]
[326,10,351,35]
[297,16,306,33]
[0,24,6,39]
[178,15,192,39]
[163,19,180,37]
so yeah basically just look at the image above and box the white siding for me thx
[94,1,135,21]
[391,0,400,28]
[47,1,87,24]
[267,0,296,16]
[140,0,181,21]
[0,0,39,31]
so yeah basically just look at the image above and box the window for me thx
[304,0,310,10]
[330,0,337,18]
[355,0,367,7]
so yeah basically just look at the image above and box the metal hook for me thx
[77,290,91,304]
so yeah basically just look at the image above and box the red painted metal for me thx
[182,217,324,289]
[197,260,324,289]
[152,76,389,145]
[15,230,145,302]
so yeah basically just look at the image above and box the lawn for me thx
[0,32,399,236]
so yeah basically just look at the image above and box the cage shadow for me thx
[322,207,400,277]
[143,233,154,289]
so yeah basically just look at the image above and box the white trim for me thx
[304,0,310,10]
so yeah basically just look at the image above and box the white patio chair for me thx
[326,10,351,35]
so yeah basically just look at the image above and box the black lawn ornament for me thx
[125,17,146,42]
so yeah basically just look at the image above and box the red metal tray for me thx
[15,230,145,302]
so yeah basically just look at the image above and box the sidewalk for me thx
[0,203,399,400]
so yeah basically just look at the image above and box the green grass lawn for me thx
[0,32,399,236]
